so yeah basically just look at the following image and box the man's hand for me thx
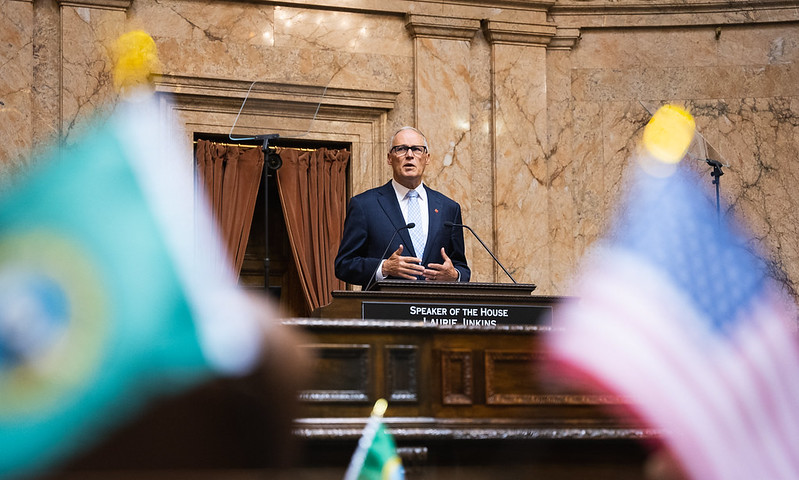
[424,247,459,282]
[382,244,425,279]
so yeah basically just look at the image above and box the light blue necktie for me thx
[406,189,426,259]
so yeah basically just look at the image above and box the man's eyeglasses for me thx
[390,145,428,156]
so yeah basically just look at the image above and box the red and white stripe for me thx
[549,249,799,480]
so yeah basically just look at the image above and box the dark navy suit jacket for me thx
[334,181,470,289]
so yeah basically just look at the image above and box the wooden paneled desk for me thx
[52,281,651,479]
[291,281,652,478]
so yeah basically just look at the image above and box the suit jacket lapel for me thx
[425,190,444,262]
[376,182,414,253]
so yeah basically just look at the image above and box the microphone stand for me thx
[364,223,415,291]
[446,222,517,283]
[707,159,723,224]
[256,134,280,293]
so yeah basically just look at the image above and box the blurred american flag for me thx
[548,162,799,480]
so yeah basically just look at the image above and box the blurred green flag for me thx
[344,399,404,480]
[358,423,404,480]
[0,96,261,478]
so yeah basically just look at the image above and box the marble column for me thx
[483,20,555,291]
[405,15,491,280]
[546,27,581,296]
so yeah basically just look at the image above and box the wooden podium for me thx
[291,281,651,478]
[52,281,651,479]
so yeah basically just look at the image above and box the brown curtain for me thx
[276,147,349,312]
[194,140,264,276]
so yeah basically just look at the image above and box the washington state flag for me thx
[0,95,262,478]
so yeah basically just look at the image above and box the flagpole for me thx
[342,399,388,480]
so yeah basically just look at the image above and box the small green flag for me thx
[358,423,404,480]
[344,399,404,480]
[0,96,261,478]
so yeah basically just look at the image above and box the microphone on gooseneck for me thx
[444,221,517,284]
[364,223,415,291]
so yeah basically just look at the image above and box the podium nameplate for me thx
[362,301,552,327]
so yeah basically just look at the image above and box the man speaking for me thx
[334,127,470,290]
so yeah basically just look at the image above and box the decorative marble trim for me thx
[56,0,131,11]
[547,27,581,51]
[155,74,399,117]
[406,14,482,41]
[232,0,554,15]
[444,0,555,7]
[481,20,557,46]
[550,0,799,28]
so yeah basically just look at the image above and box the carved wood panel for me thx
[299,343,371,403]
[440,348,473,405]
[385,344,419,403]
[485,350,538,405]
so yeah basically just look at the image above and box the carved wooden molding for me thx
[294,425,658,441]
[485,350,537,405]
[482,20,557,46]
[56,0,132,11]
[396,446,428,468]
[386,345,419,403]
[285,317,551,333]
[441,349,473,405]
[485,350,627,405]
[293,415,654,439]
[405,14,481,41]
[299,344,371,403]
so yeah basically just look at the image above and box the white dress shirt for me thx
[375,180,428,281]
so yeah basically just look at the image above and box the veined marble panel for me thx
[559,23,799,300]
[0,0,34,178]
[546,48,578,294]
[466,30,495,284]
[414,34,475,270]
[60,5,124,143]
[702,97,799,300]
[492,42,550,288]
[416,29,491,281]
[131,2,412,92]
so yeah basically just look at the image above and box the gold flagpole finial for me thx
[372,398,388,417]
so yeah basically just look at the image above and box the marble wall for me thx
[3,0,799,299]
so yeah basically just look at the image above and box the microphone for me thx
[444,221,517,283]
[364,223,415,291]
